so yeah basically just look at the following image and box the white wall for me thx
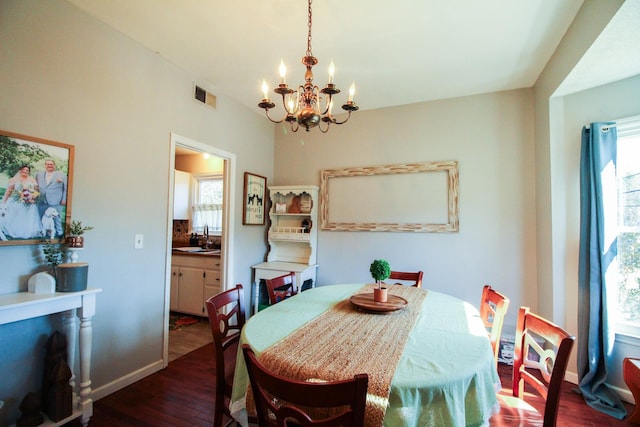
[0,0,273,423]
[560,74,640,393]
[532,0,639,397]
[1,0,636,423]
[274,89,537,335]
[533,0,624,328]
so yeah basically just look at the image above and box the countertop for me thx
[172,247,221,257]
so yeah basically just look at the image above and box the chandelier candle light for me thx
[258,0,358,133]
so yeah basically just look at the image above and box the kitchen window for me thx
[192,175,223,234]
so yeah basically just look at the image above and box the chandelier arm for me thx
[318,120,330,133]
[318,92,332,116]
[333,110,353,125]
[281,92,293,115]
[264,109,287,124]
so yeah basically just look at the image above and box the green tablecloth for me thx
[230,284,499,427]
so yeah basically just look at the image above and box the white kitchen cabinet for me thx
[203,258,222,306]
[170,266,179,311]
[173,169,191,220]
[171,254,221,316]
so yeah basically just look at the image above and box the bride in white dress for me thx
[1,164,42,239]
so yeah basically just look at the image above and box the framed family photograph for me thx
[0,130,74,246]
[243,172,266,225]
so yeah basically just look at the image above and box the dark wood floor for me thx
[68,343,635,426]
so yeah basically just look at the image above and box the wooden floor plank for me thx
[66,342,635,427]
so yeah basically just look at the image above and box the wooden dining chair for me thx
[242,344,369,427]
[265,272,297,305]
[492,306,575,427]
[205,284,246,427]
[479,284,510,365]
[389,270,423,288]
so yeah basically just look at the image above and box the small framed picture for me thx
[243,172,267,225]
[275,203,287,214]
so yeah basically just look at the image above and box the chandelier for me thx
[258,0,358,133]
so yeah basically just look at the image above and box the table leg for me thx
[62,309,77,390]
[253,279,260,315]
[78,293,96,427]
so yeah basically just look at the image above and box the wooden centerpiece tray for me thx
[350,293,408,313]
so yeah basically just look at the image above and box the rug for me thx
[169,312,202,331]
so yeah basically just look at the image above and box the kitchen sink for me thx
[174,247,220,254]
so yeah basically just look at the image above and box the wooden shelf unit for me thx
[267,185,318,265]
[251,185,319,314]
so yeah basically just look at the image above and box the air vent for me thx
[194,85,216,109]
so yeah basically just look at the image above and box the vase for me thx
[66,236,84,248]
[374,287,388,303]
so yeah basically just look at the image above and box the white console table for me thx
[251,262,318,314]
[0,288,101,427]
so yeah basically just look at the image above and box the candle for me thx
[328,61,335,84]
[279,59,287,84]
[348,83,356,102]
[262,79,269,100]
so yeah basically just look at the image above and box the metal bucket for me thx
[56,262,89,292]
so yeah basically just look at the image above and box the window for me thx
[192,175,223,234]
[614,116,640,336]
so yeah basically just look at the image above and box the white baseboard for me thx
[565,370,578,385]
[610,383,635,405]
[91,359,164,401]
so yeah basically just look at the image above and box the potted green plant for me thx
[65,220,94,248]
[369,259,391,302]
[41,239,65,275]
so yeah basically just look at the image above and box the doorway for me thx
[164,133,237,366]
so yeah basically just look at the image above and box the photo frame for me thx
[320,161,459,232]
[0,130,75,246]
[243,172,267,225]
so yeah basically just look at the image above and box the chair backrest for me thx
[389,271,423,288]
[512,307,575,427]
[205,284,246,423]
[265,272,297,305]
[479,285,510,364]
[242,344,369,427]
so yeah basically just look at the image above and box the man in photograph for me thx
[36,159,67,237]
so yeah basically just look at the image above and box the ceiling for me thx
[65,0,639,116]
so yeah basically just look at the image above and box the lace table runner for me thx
[255,283,427,427]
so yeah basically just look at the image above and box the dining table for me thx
[230,283,500,427]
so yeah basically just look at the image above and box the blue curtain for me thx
[577,122,627,419]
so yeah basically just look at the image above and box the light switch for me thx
[135,234,144,249]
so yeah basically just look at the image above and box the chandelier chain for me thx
[306,0,313,57]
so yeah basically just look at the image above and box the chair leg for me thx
[213,394,224,427]
[624,358,640,424]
